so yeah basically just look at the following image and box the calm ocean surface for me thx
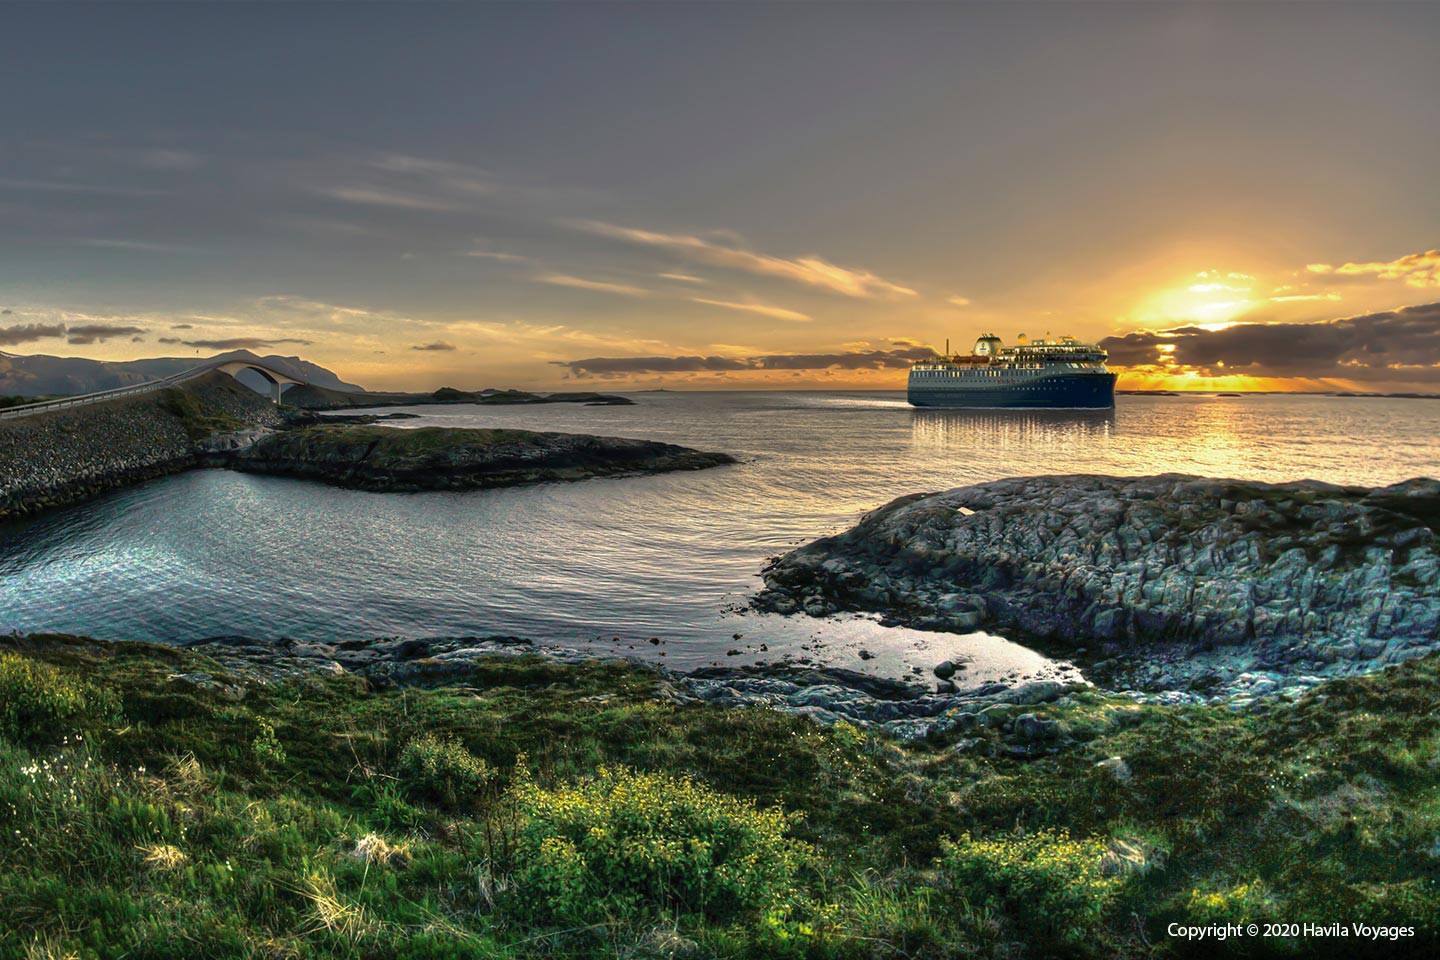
[3,392,1438,684]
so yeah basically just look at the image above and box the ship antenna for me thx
[945,338,949,357]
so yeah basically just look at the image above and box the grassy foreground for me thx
[1,636,1437,959]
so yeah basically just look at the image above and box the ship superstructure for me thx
[907,334,1116,408]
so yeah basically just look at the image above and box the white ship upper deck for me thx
[911,334,1110,375]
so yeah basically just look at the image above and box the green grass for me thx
[0,395,62,409]
[275,424,541,456]
[159,387,248,439]
[1,634,1437,958]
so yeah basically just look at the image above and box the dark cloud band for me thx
[553,345,936,377]
[1099,302,1440,382]
[181,337,313,350]
[66,324,147,345]
[0,323,67,346]
[0,322,148,346]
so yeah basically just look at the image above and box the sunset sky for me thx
[2,2,1437,392]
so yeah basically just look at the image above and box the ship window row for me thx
[918,361,1101,377]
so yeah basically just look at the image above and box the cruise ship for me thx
[907,333,1116,408]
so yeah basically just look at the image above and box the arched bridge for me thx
[0,358,316,420]
[209,360,305,403]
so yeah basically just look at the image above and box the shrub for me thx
[505,765,811,925]
[938,829,1124,947]
[397,733,493,807]
[252,718,287,768]
[1184,879,1275,926]
[364,781,426,832]
[0,654,111,745]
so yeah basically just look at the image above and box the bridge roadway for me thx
[0,359,309,421]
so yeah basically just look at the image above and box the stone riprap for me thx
[0,373,281,521]
[756,474,1440,695]
[231,424,736,491]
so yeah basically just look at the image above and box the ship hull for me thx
[907,372,1116,409]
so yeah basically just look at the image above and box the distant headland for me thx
[0,355,728,522]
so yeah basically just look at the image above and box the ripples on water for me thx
[2,392,1437,683]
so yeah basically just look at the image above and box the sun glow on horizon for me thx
[1115,369,1360,394]
[1129,271,1260,330]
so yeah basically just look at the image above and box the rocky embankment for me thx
[0,374,282,521]
[230,424,734,491]
[757,474,1440,698]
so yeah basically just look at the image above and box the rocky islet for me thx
[757,473,1440,699]
[229,424,736,491]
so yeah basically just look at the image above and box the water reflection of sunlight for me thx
[1152,398,1256,478]
[813,395,912,409]
[910,408,1116,453]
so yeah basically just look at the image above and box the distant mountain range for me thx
[0,350,366,397]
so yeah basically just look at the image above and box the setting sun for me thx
[1129,272,1259,330]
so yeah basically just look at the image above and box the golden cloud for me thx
[1306,249,1440,288]
[573,220,917,299]
[689,297,811,322]
[536,274,650,297]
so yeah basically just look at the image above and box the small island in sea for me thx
[231,424,733,491]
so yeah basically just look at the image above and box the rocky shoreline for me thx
[228,424,735,491]
[6,627,1354,750]
[143,633,1089,746]
[756,473,1440,700]
[0,380,732,521]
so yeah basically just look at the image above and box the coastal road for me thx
[0,358,309,420]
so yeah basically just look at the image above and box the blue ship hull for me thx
[908,372,1116,409]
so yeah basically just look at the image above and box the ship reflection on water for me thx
[910,407,1116,454]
